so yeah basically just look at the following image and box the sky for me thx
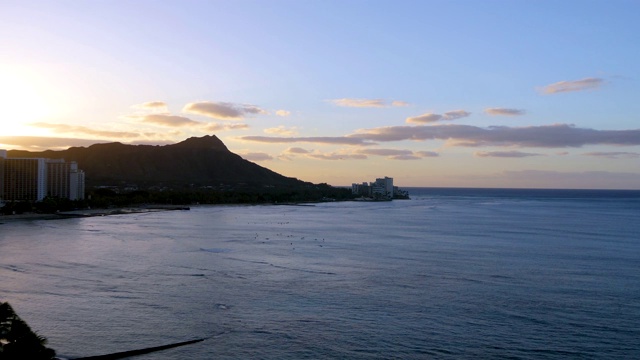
[1,0,639,189]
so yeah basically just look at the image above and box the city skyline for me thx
[1,1,639,189]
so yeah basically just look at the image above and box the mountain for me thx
[7,135,310,189]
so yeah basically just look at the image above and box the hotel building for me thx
[0,150,85,203]
[352,176,395,199]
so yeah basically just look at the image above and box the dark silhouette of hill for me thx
[7,135,310,189]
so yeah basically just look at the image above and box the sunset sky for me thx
[1,1,639,189]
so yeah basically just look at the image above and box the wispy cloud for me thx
[240,135,371,146]
[475,150,543,158]
[29,122,139,138]
[356,148,440,160]
[443,110,471,120]
[285,147,311,154]
[280,146,436,161]
[0,136,113,150]
[264,126,299,136]
[330,98,409,108]
[141,114,201,127]
[406,110,470,124]
[582,151,640,159]
[330,98,385,108]
[350,124,640,148]
[183,101,267,120]
[406,113,442,124]
[133,101,168,112]
[203,123,249,132]
[281,147,368,160]
[239,152,273,161]
[484,108,526,116]
[416,150,439,157]
[356,148,414,157]
[540,77,605,94]
[275,110,291,117]
[391,100,410,107]
[307,152,368,160]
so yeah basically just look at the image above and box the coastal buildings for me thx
[0,150,85,203]
[351,177,409,200]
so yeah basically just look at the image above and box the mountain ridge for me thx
[6,135,310,189]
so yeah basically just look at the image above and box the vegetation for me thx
[0,302,56,360]
[84,184,354,208]
[1,185,355,214]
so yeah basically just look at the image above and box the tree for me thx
[0,302,56,360]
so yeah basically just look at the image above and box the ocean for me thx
[1,188,639,359]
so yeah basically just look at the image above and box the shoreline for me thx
[0,197,411,224]
[0,206,190,223]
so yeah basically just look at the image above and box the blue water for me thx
[1,188,639,359]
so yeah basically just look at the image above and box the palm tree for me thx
[0,302,56,360]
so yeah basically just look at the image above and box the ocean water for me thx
[1,188,639,359]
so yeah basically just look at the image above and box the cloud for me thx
[282,148,368,160]
[141,114,201,127]
[582,151,640,159]
[29,122,139,138]
[307,152,368,160]
[133,101,168,111]
[264,126,299,136]
[406,110,470,124]
[475,151,543,158]
[443,110,471,120]
[240,135,371,146]
[416,150,439,157]
[330,98,409,108]
[391,100,410,107]
[406,113,442,124]
[330,98,386,108]
[183,101,267,120]
[353,148,439,160]
[484,108,526,116]
[389,155,422,160]
[540,77,604,94]
[285,147,310,154]
[0,136,113,150]
[350,124,640,148]
[356,148,413,157]
[275,110,291,117]
[203,123,249,132]
[239,152,273,161]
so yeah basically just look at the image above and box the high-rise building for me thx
[69,162,85,200]
[2,158,47,202]
[352,176,395,199]
[47,159,70,199]
[0,151,5,203]
[0,150,85,202]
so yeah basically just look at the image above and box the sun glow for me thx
[0,65,60,136]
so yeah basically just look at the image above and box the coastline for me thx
[0,206,190,223]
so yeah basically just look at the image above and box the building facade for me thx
[0,151,85,202]
[352,176,395,199]
[2,157,47,202]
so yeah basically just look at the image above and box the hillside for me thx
[7,135,310,189]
